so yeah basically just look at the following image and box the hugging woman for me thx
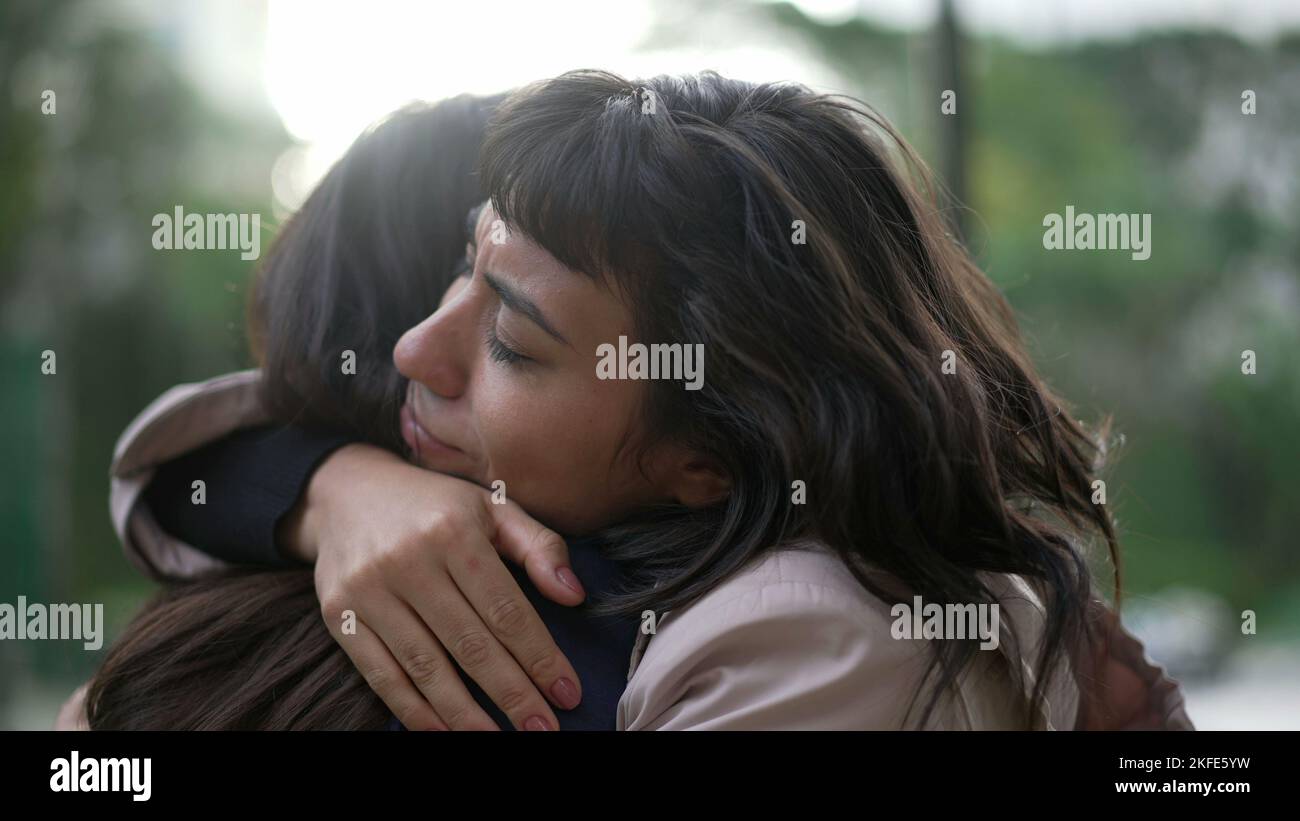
[65,70,1192,731]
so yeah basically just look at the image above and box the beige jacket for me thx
[104,370,1193,731]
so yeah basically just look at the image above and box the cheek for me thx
[475,370,650,530]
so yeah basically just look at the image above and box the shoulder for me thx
[110,369,267,581]
[650,541,898,639]
[618,541,934,730]
[617,542,1078,730]
[112,369,267,477]
[54,683,89,731]
[671,541,888,618]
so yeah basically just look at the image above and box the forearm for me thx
[277,442,407,562]
[142,425,357,566]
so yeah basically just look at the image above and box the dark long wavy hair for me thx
[482,70,1119,727]
[250,94,504,450]
[89,72,1120,729]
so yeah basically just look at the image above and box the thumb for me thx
[487,497,585,606]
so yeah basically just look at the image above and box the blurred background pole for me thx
[935,0,969,243]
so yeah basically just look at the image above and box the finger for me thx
[488,497,585,606]
[331,617,449,731]
[363,596,502,731]
[408,571,572,728]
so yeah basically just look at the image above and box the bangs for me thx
[477,72,717,289]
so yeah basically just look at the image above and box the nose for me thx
[393,287,476,400]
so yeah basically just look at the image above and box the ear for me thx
[658,447,731,509]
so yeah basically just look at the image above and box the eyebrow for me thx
[483,271,570,347]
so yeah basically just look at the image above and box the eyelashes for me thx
[458,249,526,366]
[453,217,530,368]
[484,324,528,366]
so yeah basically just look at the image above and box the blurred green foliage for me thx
[0,0,287,704]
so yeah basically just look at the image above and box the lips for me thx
[400,389,466,467]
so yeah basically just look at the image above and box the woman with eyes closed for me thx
[72,70,1192,731]
[74,92,644,732]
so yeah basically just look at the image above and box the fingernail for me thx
[556,566,584,596]
[551,677,581,710]
[524,715,552,731]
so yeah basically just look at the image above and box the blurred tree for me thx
[0,0,289,697]
[934,0,969,240]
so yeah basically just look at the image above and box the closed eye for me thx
[484,323,530,366]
